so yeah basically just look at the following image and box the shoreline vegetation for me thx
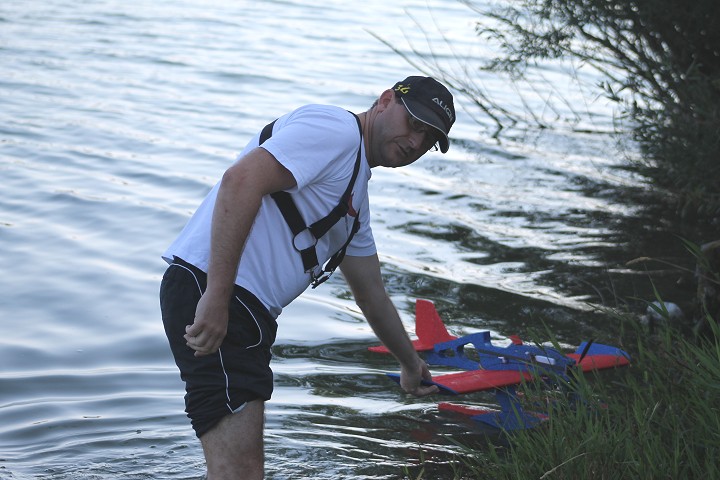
[382,1,719,477]
[378,0,720,222]
[450,305,720,480]
[406,246,720,479]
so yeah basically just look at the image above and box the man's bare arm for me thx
[340,254,438,396]
[184,147,296,356]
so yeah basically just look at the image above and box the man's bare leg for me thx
[200,399,265,480]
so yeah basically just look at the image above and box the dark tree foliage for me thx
[468,0,720,218]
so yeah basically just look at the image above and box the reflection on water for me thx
[0,0,693,478]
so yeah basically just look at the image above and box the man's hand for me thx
[399,358,439,397]
[184,293,229,357]
[339,255,440,397]
[183,148,295,358]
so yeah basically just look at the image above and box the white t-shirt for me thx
[163,105,376,318]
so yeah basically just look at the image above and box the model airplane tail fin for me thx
[414,299,457,351]
[368,299,457,353]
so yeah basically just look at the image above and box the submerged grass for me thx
[442,313,720,480]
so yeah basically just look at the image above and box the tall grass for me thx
[398,242,719,478]
[446,312,720,479]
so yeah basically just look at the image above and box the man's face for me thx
[370,93,439,168]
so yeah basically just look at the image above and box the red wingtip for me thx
[368,345,390,353]
[439,402,497,416]
[566,353,631,372]
[508,335,524,345]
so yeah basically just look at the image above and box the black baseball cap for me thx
[392,76,455,153]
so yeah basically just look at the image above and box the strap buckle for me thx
[310,270,332,289]
[292,228,318,253]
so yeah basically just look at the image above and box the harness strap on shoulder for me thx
[259,112,363,288]
[259,120,276,144]
[261,118,321,273]
[307,115,362,239]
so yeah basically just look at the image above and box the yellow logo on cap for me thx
[394,84,411,94]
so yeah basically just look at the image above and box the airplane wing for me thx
[387,369,532,395]
[566,341,630,371]
[568,354,630,371]
[432,369,532,394]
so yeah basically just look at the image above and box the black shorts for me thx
[159,257,277,438]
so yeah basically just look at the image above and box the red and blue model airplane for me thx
[370,299,630,430]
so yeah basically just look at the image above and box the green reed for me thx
[442,310,720,480]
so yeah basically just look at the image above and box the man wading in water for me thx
[160,76,456,479]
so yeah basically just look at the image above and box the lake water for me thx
[0,0,687,478]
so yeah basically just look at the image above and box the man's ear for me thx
[375,89,395,111]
